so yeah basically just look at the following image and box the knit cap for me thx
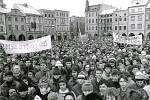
[82,81,93,92]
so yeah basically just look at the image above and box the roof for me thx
[13,3,42,15]
[101,9,116,14]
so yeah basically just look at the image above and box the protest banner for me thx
[0,35,51,54]
[113,32,142,45]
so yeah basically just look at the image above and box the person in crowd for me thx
[72,74,86,97]
[85,93,103,100]
[98,80,108,99]
[35,63,52,81]
[64,92,75,100]
[8,88,21,100]
[57,78,76,100]
[76,81,93,100]
[102,64,112,80]
[91,69,106,94]
[0,71,20,98]
[17,83,34,100]
[47,92,58,100]
[107,69,120,88]
[79,64,91,79]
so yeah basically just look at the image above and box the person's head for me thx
[111,69,119,82]
[65,58,72,68]
[40,63,47,72]
[71,68,78,78]
[28,71,35,79]
[17,83,28,98]
[12,65,21,77]
[118,75,128,89]
[4,71,13,82]
[85,93,103,100]
[64,93,75,100]
[132,65,140,75]
[53,68,61,79]
[22,75,31,85]
[135,71,146,88]
[105,87,118,100]
[82,81,93,96]
[59,79,67,91]
[9,88,17,97]
[84,64,90,72]
[128,89,142,100]
[99,80,108,95]
[104,64,112,74]
[55,61,63,69]
[77,74,85,85]
[38,78,49,89]
[95,69,103,79]
[25,60,31,66]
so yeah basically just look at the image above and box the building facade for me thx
[113,10,128,36]
[145,6,150,40]
[99,10,114,37]
[0,0,7,40]
[39,9,56,41]
[54,10,70,41]
[85,0,116,39]
[128,4,146,39]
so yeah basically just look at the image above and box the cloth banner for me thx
[0,35,51,54]
[113,32,142,45]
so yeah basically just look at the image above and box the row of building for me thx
[85,0,150,41]
[0,0,86,41]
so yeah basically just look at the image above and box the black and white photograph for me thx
[0,0,149,100]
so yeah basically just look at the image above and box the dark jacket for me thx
[72,83,82,97]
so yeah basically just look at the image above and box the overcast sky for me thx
[3,0,148,17]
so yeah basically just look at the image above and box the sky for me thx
[3,0,148,17]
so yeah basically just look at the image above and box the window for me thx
[21,18,24,22]
[115,26,117,30]
[0,15,2,21]
[49,14,51,17]
[124,18,126,21]
[148,24,150,29]
[107,26,109,30]
[131,24,135,29]
[52,14,54,18]
[131,16,135,21]
[138,15,142,21]
[137,24,142,29]
[8,25,11,31]
[119,26,121,30]
[15,25,18,31]
[89,13,91,17]
[89,26,91,30]
[96,19,98,23]
[131,9,135,13]
[92,19,94,23]
[119,18,122,21]
[0,26,3,32]
[138,8,142,12]
[45,14,47,17]
[96,26,98,30]
[92,26,94,30]
[21,25,24,31]
[92,13,94,17]
[110,18,112,22]
[89,19,91,23]
[8,17,11,21]
[115,18,117,21]
[116,14,117,16]
[148,14,150,20]
[124,13,126,16]
[15,17,18,22]
[124,26,126,30]
[52,21,54,25]
[107,19,109,23]
[110,26,112,30]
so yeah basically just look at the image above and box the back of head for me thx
[85,93,103,100]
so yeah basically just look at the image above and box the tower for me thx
[0,0,6,8]
[85,0,89,12]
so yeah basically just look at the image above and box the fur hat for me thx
[55,61,63,66]
[135,71,146,80]
[47,92,58,100]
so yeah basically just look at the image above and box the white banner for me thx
[113,32,142,45]
[0,35,52,54]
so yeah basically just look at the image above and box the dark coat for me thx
[72,83,82,97]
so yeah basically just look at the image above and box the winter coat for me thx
[143,85,150,100]
[76,95,85,100]
[72,83,82,97]
[0,81,20,97]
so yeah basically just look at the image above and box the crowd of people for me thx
[0,37,149,100]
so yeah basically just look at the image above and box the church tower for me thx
[0,0,6,8]
[85,0,89,12]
